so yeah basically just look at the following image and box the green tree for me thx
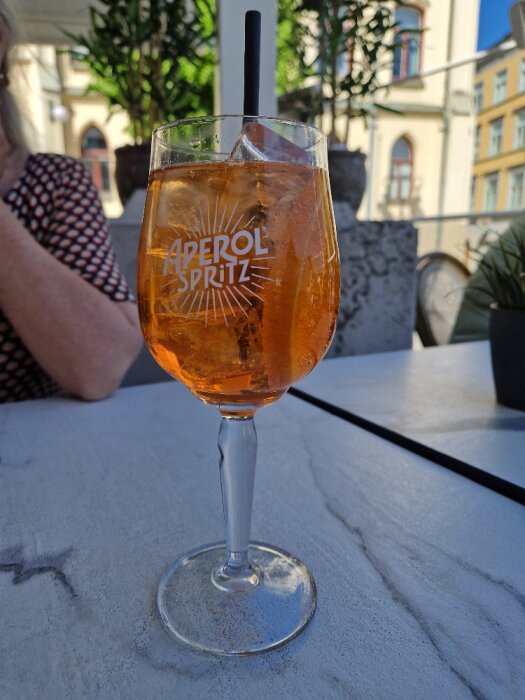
[66,0,215,144]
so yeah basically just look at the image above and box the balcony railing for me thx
[412,210,518,268]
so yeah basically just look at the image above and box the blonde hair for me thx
[0,0,28,150]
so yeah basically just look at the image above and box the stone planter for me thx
[489,305,525,411]
[327,145,366,211]
[114,143,151,206]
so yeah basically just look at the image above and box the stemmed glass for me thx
[137,115,340,655]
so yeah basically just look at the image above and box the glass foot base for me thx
[157,542,317,655]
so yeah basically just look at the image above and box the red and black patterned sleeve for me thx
[43,157,134,302]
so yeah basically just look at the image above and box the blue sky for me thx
[477,0,515,49]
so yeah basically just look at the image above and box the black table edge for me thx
[289,387,525,507]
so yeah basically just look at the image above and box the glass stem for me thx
[214,415,260,591]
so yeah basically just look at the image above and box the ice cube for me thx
[229,121,311,165]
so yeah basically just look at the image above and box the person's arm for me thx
[0,198,142,400]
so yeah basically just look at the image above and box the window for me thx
[389,137,413,200]
[483,173,499,211]
[488,118,503,157]
[392,7,422,80]
[514,109,525,149]
[473,126,481,161]
[473,83,483,112]
[81,126,111,194]
[493,69,507,104]
[519,59,525,93]
[508,168,525,210]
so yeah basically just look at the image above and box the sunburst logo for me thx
[161,197,275,326]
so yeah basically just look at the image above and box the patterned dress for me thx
[0,153,134,403]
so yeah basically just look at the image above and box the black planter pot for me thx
[489,305,525,411]
[327,145,366,211]
[114,143,151,207]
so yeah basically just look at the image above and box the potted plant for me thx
[476,229,525,411]
[295,0,409,210]
[65,0,215,205]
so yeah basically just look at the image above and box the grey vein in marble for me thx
[0,546,77,598]
[1,382,524,699]
[287,404,525,700]
[326,503,492,700]
[302,451,486,698]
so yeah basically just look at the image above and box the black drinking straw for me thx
[243,11,261,116]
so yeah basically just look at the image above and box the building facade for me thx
[471,40,525,214]
[10,0,482,228]
[11,44,132,218]
[330,0,480,226]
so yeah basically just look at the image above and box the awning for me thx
[16,0,104,45]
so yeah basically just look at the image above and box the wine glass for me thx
[137,115,340,655]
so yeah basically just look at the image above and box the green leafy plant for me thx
[64,0,215,144]
[296,0,412,142]
[476,230,525,310]
[276,0,311,96]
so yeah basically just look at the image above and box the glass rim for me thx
[152,114,326,147]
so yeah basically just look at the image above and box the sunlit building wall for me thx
[10,0,481,224]
[333,0,480,222]
[471,41,525,213]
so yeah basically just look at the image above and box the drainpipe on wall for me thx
[436,0,456,250]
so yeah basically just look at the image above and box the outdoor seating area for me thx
[1,0,525,696]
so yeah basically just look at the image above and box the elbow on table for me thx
[66,334,144,402]
[70,374,124,402]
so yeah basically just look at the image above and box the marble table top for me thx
[296,341,525,491]
[1,380,524,698]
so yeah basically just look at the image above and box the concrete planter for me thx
[327,145,366,211]
[326,202,418,358]
[114,143,151,207]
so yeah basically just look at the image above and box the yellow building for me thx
[472,40,525,213]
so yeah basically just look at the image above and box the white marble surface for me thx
[298,341,525,489]
[1,381,524,698]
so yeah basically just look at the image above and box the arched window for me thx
[389,137,413,201]
[81,126,111,194]
[393,7,422,80]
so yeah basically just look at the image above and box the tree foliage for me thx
[65,0,215,144]
[297,0,410,140]
[64,0,408,143]
[276,0,311,95]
